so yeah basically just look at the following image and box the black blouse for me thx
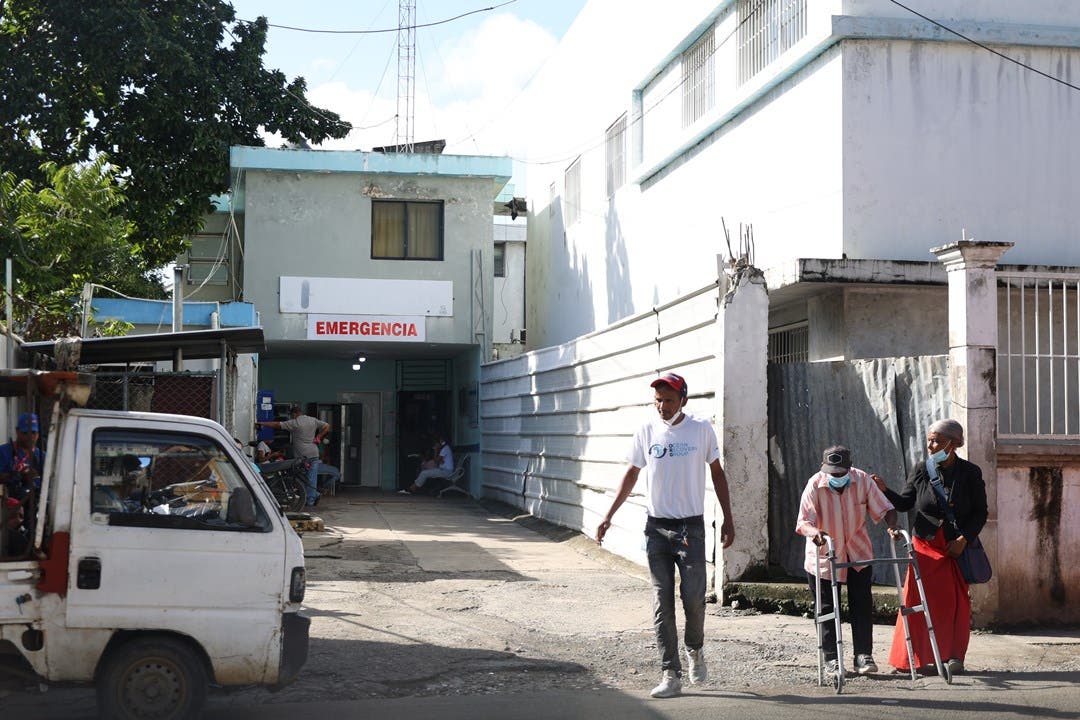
[883,456,988,542]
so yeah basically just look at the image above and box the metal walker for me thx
[813,529,951,693]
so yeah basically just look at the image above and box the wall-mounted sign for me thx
[307,314,426,342]
[281,277,452,316]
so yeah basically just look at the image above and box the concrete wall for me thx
[241,170,496,346]
[995,449,1080,625]
[497,0,1080,349]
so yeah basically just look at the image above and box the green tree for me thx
[0,156,159,340]
[0,0,349,269]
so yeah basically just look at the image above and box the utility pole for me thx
[395,0,416,152]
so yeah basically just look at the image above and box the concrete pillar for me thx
[714,257,769,598]
[930,239,1012,625]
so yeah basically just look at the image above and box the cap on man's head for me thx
[821,445,852,474]
[650,372,688,398]
[16,412,39,433]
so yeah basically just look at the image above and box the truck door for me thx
[64,417,287,685]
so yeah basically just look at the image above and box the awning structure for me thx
[21,327,265,365]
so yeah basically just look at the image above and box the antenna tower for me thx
[395,0,416,152]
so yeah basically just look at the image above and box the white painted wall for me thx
[492,220,526,346]
[494,1,1080,349]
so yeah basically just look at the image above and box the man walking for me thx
[596,372,735,698]
[258,405,328,507]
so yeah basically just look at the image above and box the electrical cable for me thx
[888,0,1080,94]
[243,0,519,35]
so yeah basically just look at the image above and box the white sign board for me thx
[306,315,426,342]
[280,277,452,316]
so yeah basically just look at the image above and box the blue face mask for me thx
[828,473,850,489]
[929,446,950,465]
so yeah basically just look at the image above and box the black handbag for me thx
[926,461,993,585]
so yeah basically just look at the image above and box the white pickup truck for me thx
[0,370,308,719]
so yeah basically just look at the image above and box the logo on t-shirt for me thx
[649,442,695,459]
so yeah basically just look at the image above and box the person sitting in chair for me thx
[398,435,453,495]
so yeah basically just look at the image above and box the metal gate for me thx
[767,356,950,582]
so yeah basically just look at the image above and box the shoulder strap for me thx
[926,461,961,531]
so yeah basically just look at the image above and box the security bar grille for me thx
[737,0,807,85]
[998,272,1080,439]
[768,322,809,364]
[682,27,715,127]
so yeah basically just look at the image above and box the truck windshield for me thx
[91,428,270,532]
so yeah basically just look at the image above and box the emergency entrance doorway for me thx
[321,393,381,488]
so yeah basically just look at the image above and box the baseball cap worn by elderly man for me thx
[650,372,688,398]
[821,445,852,474]
[16,413,39,433]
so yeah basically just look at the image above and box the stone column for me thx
[930,239,1012,625]
[714,256,769,600]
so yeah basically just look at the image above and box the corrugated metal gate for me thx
[767,356,950,582]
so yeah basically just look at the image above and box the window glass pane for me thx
[91,429,270,532]
[494,242,506,277]
[406,202,442,259]
[372,201,406,258]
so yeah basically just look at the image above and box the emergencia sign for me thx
[306,315,426,342]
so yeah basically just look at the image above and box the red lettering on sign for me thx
[316,321,325,334]
[407,323,417,336]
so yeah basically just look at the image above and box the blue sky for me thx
[227,0,587,153]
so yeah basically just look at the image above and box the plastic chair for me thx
[436,455,471,498]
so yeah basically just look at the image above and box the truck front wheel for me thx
[97,636,208,720]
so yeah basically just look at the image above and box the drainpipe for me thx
[172,265,184,371]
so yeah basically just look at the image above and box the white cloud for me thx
[289,12,557,157]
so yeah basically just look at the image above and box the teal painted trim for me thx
[634,1,736,93]
[230,146,513,188]
[90,298,257,327]
[633,13,1080,184]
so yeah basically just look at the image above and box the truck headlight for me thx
[289,566,306,603]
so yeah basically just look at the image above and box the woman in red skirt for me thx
[873,419,988,676]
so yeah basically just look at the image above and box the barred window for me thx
[682,28,715,127]
[494,242,506,278]
[565,157,581,227]
[768,322,808,363]
[605,114,627,197]
[737,0,807,85]
[371,200,444,260]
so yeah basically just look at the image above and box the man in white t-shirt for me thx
[596,372,735,699]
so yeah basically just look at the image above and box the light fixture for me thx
[351,355,367,371]
[351,362,361,371]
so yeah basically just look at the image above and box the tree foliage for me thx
[0,0,350,270]
[0,156,159,340]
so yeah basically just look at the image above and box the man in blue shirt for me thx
[0,412,44,501]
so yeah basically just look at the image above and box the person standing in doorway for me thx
[258,405,328,507]
[595,372,736,699]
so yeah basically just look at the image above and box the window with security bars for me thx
[565,157,581,227]
[737,0,807,85]
[682,29,715,127]
[768,323,808,363]
[371,200,444,260]
[605,114,627,197]
[494,242,506,278]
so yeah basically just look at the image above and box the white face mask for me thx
[661,411,683,427]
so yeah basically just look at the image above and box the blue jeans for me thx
[645,515,707,674]
[305,459,320,505]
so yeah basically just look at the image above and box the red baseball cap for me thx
[4,497,21,510]
[650,372,688,398]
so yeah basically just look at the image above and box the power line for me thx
[888,0,1080,93]
[241,0,518,35]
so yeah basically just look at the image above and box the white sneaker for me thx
[650,670,682,698]
[685,647,708,684]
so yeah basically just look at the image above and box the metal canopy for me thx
[21,327,265,365]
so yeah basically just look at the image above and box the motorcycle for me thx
[258,458,310,514]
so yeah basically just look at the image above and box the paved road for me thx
[3,491,1078,719]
